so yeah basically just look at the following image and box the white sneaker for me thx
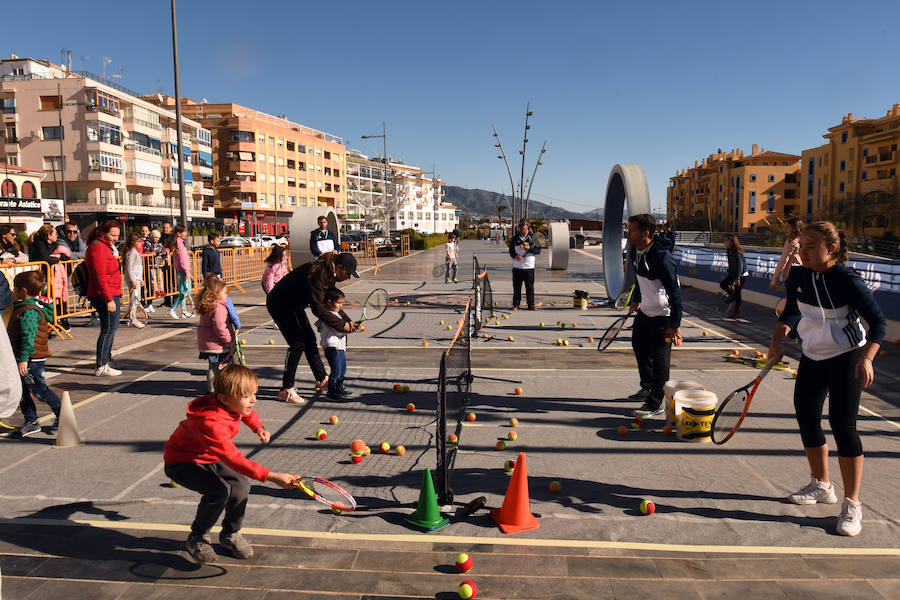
[146,305,156,313]
[788,475,838,505]
[132,321,146,329]
[95,364,122,377]
[169,309,179,319]
[277,388,306,405]
[836,498,862,536]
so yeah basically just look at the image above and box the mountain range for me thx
[442,186,598,221]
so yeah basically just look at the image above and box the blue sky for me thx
[5,1,900,214]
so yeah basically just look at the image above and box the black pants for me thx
[161,264,173,307]
[267,301,327,389]
[511,268,535,309]
[165,462,250,537]
[794,347,865,458]
[631,312,671,406]
[720,275,748,308]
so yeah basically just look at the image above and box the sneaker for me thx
[278,388,306,405]
[96,364,123,377]
[727,310,741,319]
[18,421,42,437]
[185,533,217,563]
[183,311,194,318]
[453,279,458,283]
[527,307,537,311]
[835,498,862,536]
[339,386,354,397]
[169,308,179,319]
[634,400,664,417]
[626,388,651,402]
[787,475,838,505]
[132,321,146,329]
[219,532,253,559]
[325,392,343,401]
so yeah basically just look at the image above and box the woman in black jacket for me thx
[720,234,748,319]
[266,252,359,404]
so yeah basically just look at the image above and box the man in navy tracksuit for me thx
[626,214,683,417]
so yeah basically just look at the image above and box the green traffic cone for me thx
[406,468,449,531]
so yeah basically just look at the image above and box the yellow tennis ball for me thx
[509,417,519,427]
[504,459,516,472]
[439,320,444,325]
[539,322,545,327]
[496,440,506,450]
[448,325,453,330]
[379,442,391,453]
[268,339,275,345]
[563,339,569,346]
[507,431,517,441]
[241,339,247,344]
[170,480,180,488]
[332,506,343,515]
[329,415,339,425]
[458,581,477,599]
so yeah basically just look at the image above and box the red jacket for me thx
[85,238,122,301]
[163,394,270,482]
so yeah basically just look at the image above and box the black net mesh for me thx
[435,298,472,504]
[472,254,480,289]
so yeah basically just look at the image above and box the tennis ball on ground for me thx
[457,319,463,325]
[662,425,673,435]
[350,454,363,464]
[507,335,514,341]
[316,429,327,440]
[379,442,391,454]
[332,506,343,514]
[880,350,887,357]
[496,440,506,450]
[556,338,563,345]
[422,340,429,346]
[502,314,508,320]
[540,322,545,327]
[401,384,409,393]
[731,349,740,356]
[563,339,569,346]
[241,339,247,344]
[458,580,478,599]
[455,553,474,573]
[439,320,445,325]
[393,384,402,393]
[509,417,519,427]
[618,425,628,435]
[448,325,453,330]
[514,387,523,395]
[630,419,642,429]
[394,445,406,456]
[268,339,275,345]
[702,331,709,337]
[407,403,415,412]
[466,412,476,422]
[495,320,500,325]
[363,445,371,456]
[360,326,365,332]
[350,439,366,454]
[448,433,458,445]
[483,333,489,339]
[549,481,562,493]
[792,371,798,379]
[405,301,411,305]
[170,480,180,488]
[504,459,516,472]
[640,499,656,515]
[759,353,767,360]
[507,431,517,441]
[571,322,577,328]
[559,323,566,328]
[588,337,595,343]
[329,415,339,425]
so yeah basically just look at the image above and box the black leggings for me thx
[631,312,671,403]
[267,301,326,389]
[720,275,748,308]
[793,347,865,458]
[165,461,250,537]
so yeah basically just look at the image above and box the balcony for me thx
[125,116,162,132]
[124,143,162,157]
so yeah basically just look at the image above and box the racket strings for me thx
[364,289,389,318]
[712,388,751,440]
[309,479,356,510]
[598,317,626,351]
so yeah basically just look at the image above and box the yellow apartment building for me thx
[667,144,801,232]
[800,104,900,237]
[0,55,215,231]
[149,99,347,237]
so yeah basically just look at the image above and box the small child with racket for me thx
[445,232,459,283]
[318,288,355,400]
[164,365,297,563]
[768,221,885,537]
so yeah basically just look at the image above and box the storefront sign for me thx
[0,197,42,214]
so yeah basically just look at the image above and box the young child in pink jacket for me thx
[195,276,235,392]
[261,244,288,294]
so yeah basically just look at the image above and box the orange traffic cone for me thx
[490,452,539,533]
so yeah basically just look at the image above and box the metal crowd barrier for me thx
[340,239,380,272]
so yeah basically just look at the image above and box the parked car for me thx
[219,236,253,248]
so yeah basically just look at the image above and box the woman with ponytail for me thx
[768,221,885,537]
[770,218,804,290]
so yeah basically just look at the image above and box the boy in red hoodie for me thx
[164,365,297,563]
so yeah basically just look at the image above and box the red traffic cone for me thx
[490,452,539,533]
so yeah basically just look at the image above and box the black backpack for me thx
[71,261,89,297]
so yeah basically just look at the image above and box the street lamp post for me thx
[361,122,388,230]
[170,0,188,228]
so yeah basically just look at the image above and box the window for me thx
[278,194,285,205]
[277,176,284,184]
[259,153,266,162]
[259,193,266,203]
[88,151,124,173]
[719,184,722,192]
[768,191,775,213]
[324,150,331,159]
[277,157,284,166]
[257,134,265,143]
[268,136,275,146]
[86,121,121,145]
[839,181,845,193]
[286,142,295,152]
[287,177,296,187]
[268,155,275,164]
[4,125,16,143]
[39,95,61,110]
[287,159,295,169]
[268,174,275,183]
[84,90,119,116]
[0,98,15,114]
[197,151,212,168]
[42,126,64,140]
[198,129,211,146]
[324,167,331,176]
[277,139,283,148]
[229,130,254,142]
[749,174,757,182]
[749,191,756,213]
[288,195,296,205]
[768,174,775,183]
[841,131,848,144]
[42,156,63,170]
[298,144,306,153]
[840,160,846,172]
[862,147,868,157]
[5,153,17,166]
[334,169,340,178]
[862,170,867,180]
[1,179,17,196]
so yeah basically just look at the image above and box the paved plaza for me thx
[1,242,899,599]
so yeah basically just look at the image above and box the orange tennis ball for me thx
[422,340,429,346]
[549,481,562,493]
[363,445,371,456]
[507,431,517,441]
[455,553,474,573]
[588,337,594,343]
[618,425,628,435]
[316,429,327,440]
[329,415,339,425]
[458,580,477,599]
[509,417,519,427]
[350,454,363,464]
[514,387,523,395]
[731,349,740,356]
[439,320,445,325]
[792,371,798,379]
[702,331,709,336]
[407,403,416,412]
[350,439,366,454]
[662,425,673,435]
[379,442,391,453]
[448,433,458,445]
[507,335,514,341]
[394,445,406,456]
[496,440,506,450]
[466,412,476,422]
[571,322,577,328]
[640,499,656,515]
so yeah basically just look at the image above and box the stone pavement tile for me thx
[869,580,900,599]
[565,555,661,578]
[0,553,48,576]
[776,580,887,600]
[696,580,789,600]
[239,566,376,595]
[652,557,714,580]
[610,579,702,600]
[0,575,47,599]
[251,545,357,569]
[676,557,819,580]
[803,557,900,580]
[16,579,130,599]
[117,582,269,599]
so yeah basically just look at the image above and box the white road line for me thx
[113,463,165,501]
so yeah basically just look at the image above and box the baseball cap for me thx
[334,252,360,278]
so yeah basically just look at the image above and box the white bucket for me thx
[664,380,704,430]
[674,389,717,443]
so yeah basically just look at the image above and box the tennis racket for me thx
[230,324,246,366]
[597,314,631,351]
[716,290,736,315]
[291,476,357,511]
[710,357,778,444]
[432,264,445,278]
[614,285,635,311]
[358,287,389,323]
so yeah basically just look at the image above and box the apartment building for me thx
[153,100,347,237]
[800,104,900,237]
[389,161,456,234]
[667,144,801,232]
[0,55,215,231]
[345,150,389,229]
[0,163,48,234]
